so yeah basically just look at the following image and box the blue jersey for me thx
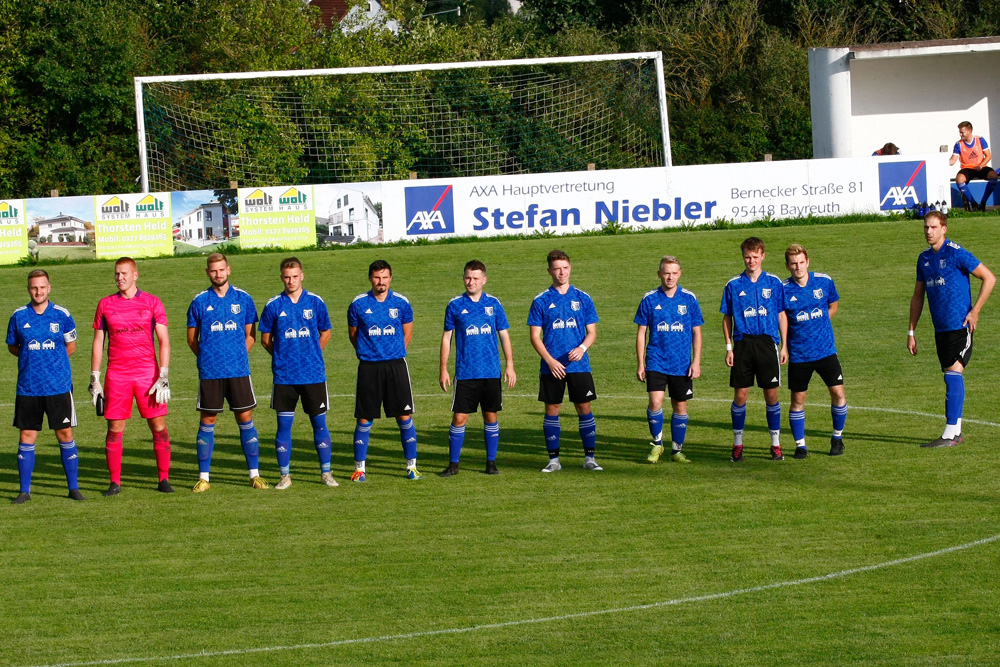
[527,285,599,375]
[187,286,258,380]
[444,292,511,380]
[259,290,331,384]
[6,302,77,396]
[720,272,784,345]
[348,290,413,362]
[634,286,704,376]
[781,272,839,363]
[917,239,981,332]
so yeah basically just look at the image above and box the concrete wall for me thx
[850,52,1000,157]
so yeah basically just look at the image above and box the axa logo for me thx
[879,161,927,211]
[405,185,455,235]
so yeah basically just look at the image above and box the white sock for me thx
[733,430,744,446]
[199,472,210,481]
[671,442,682,453]
[795,439,806,448]
[406,458,416,469]
[355,460,365,472]
[942,423,960,439]
[770,430,781,447]
[248,468,259,479]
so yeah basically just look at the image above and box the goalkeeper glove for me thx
[148,367,170,404]
[88,371,104,406]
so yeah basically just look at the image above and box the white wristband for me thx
[907,330,915,337]
[578,344,588,353]
[726,343,734,351]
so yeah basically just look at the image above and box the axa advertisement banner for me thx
[0,199,28,263]
[238,185,315,249]
[93,193,173,259]
[381,153,952,241]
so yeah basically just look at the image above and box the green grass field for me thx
[2,218,999,666]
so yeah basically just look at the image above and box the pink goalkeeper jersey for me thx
[93,290,168,372]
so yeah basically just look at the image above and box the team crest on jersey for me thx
[49,322,59,333]
[389,308,399,319]
[762,289,772,298]
[303,309,313,320]
[940,259,947,269]
[813,289,823,299]
[231,304,241,314]
[677,305,687,315]
[484,306,494,316]
[571,301,580,311]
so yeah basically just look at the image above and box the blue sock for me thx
[984,179,998,205]
[766,403,782,432]
[448,424,466,463]
[238,419,260,471]
[398,417,418,461]
[196,421,216,474]
[831,404,848,437]
[17,443,35,493]
[670,413,688,449]
[353,421,371,463]
[731,402,747,432]
[543,415,560,458]
[789,410,806,444]
[484,421,499,461]
[311,413,332,473]
[959,181,973,202]
[275,411,294,475]
[646,408,664,443]
[59,439,79,491]
[578,412,597,457]
[944,371,965,425]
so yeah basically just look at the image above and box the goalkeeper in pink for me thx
[89,257,173,496]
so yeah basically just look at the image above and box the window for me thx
[197,229,202,239]
[343,194,349,205]
[349,207,355,220]
[336,198,341,209]
[347,224,354,236]
[197,211,201,221]
[205,210,213,221]
[333,226,341,236]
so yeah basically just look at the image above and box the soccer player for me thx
[89,257,173,495]
[439,260,516,476]
[528,249,601,472]
[908,211,995,447]
[6,270,84,504]
[187,253,268,491]
[721,237,788,462]
[347,259,420,481]
[949,120,998,212]
[259,257,335,490]
[781,244,847,458]
[635,255,703,464]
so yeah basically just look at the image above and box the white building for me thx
[175,202,230,246]
[809,37,1000,158]
[328,188,380,242]
[37,213,89,244]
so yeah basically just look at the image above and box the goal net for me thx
[135,53,670,192]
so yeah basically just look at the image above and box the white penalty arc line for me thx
[21,532,1000,667]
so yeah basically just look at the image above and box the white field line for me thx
[20,532,1000,667]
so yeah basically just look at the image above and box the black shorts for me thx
[538,372,597,405]
[271,382,329,416]
[13,392,77,431]
[355,359,414,419]
[730,335,781,389]
[958,167,998,182]
[645,370,694,401]
[787,354,844,392]
[197,376,257,413]
[452,378,503,414]
[935,328,973,371]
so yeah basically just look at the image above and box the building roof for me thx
[847,36,1000,60]
[308,0,350,28]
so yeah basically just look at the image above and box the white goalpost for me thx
[134,52,671,193]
